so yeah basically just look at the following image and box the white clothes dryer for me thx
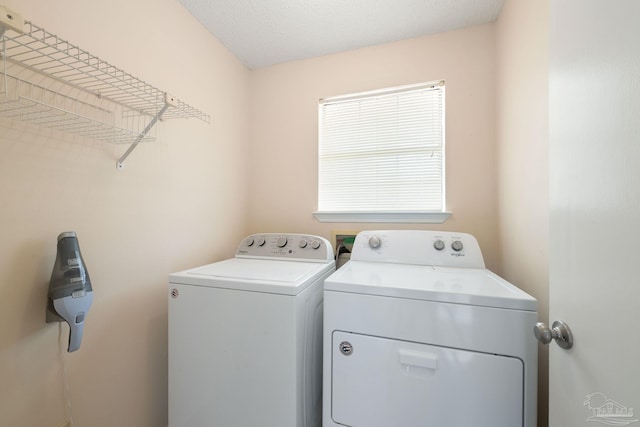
[323,230,538,427]
[169,233,335,427]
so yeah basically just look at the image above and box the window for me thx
[314,81,450,223]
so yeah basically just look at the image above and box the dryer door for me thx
[331,331,524,427]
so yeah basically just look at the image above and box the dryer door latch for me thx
[339,341,353,356]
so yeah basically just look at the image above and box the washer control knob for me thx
[451,240,464,252]
[369,236,382,249]
[311,240,321,249]
[299,240,308,249]
[433,240,445,251]
[246,237,255,246]
[256,236,266,246]
[277,236,288,248]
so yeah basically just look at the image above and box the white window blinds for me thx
[316,81,446,221]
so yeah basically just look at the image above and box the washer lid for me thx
[169,258,335,295]
[324,261,537,311]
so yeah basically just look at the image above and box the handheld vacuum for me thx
[46,232,94,352]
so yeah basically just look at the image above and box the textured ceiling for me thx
[178,0,506,69]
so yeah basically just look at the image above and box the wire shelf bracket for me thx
[116,94,173,169]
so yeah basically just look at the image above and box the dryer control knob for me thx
[299,240,308,248]
[256,236,266,246]
[369,236,382,249]
[311,240,321,249]
[452,240,464,252]
[277,237,288,248]
[246,237,255,246]
[434,240,445,251]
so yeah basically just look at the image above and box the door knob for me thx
[533,320,573,349]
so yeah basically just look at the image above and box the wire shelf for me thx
[0,12,210,167]
[0,73,155,144]
[2,21,209,123]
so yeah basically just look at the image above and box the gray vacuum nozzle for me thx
[47,231,94,352]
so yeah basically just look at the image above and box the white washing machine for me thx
[169,233,335,427]
[323,230,538,427]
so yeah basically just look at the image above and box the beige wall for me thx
[496,0,549,426]
[0,0,250,426]
[248,24,502,270]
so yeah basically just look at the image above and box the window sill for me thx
[312,211,451,224]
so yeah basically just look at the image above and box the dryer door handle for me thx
[398,349,439,370]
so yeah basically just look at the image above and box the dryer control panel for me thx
[351,230,485,268]
[235,233,334,263]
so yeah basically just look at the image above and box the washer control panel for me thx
[353,230,485,268]
[235,233,334,262]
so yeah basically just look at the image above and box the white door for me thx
[549,1,640,426]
